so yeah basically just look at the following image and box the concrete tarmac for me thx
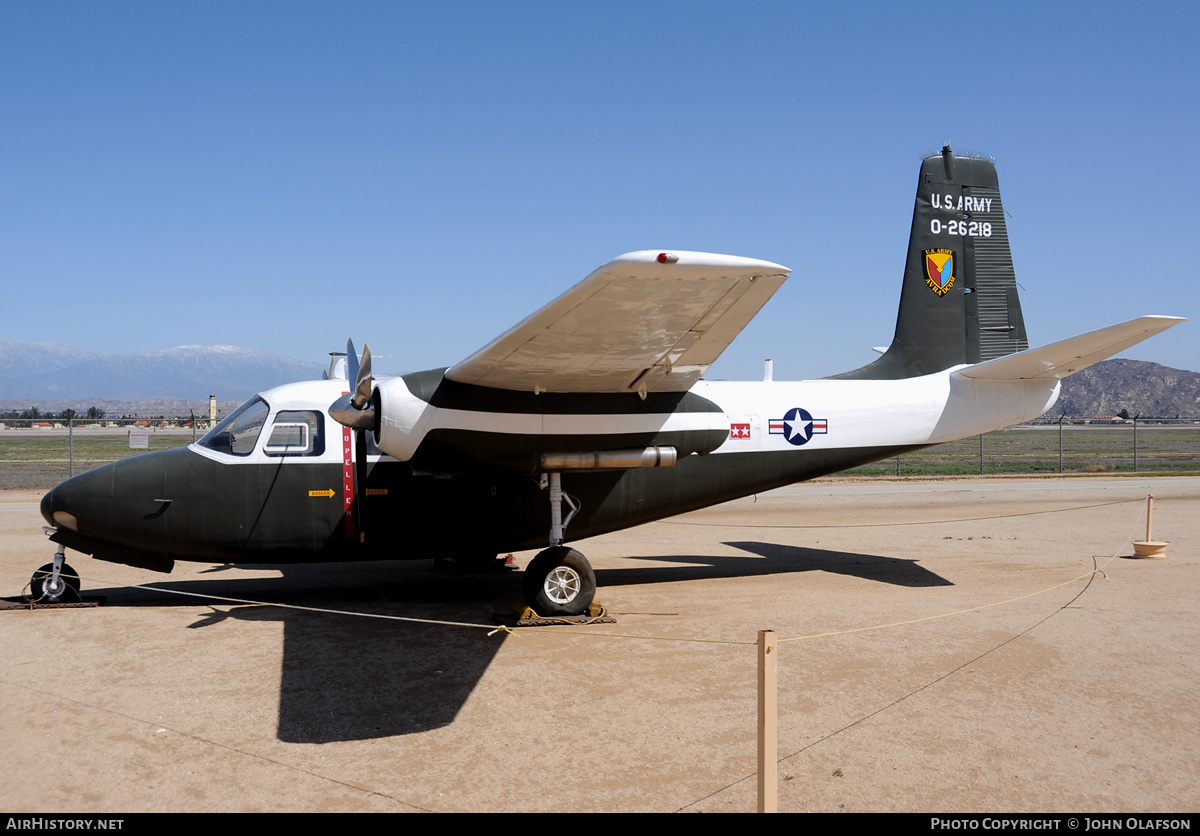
[1,476,1197,813]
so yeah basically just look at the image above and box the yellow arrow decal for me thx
[308,489,336,498]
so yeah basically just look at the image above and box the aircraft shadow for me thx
[77,542,946,743]
[594,541,952,589]
[82,564,519,744]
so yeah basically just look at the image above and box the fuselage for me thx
[41,366,1061,572]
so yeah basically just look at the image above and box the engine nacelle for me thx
[372,375,435,461]
[367,370,730,468]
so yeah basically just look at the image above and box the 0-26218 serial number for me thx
[931,219,993,237]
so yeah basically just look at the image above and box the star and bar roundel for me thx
[768,407,828,446]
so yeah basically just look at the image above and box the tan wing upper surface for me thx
[446,251,791,394]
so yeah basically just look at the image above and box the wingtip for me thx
[1129,314,1187,334]
[609,250,791,275]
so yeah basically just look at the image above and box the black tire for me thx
[31,562,81,603]
[522,547,595,616]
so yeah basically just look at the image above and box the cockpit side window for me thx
[197,397,271,456]
[264,410,325,457]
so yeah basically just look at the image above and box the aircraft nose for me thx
[40,488,55,527]
[43,446,221,554]
[42,462,115,537]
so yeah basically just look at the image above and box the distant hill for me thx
[0,340,323,402]
[1055,359,1200,418]
[0,340,1194,420]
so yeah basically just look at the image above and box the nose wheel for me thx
[522,546,596,616]
[29,541,81,604]
[30,561,81,604]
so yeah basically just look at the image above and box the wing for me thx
[446,250,791,394]
[953,315,1185,381]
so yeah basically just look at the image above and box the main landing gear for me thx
[518,449,674,617]
[521,472,596,617]
[29,543,81,604]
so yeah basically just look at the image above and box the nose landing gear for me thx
[29,544,81,604]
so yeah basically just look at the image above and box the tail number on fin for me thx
[929,219,992,237]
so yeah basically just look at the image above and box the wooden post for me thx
[1133,494,1167,557]
[758,629,778,813]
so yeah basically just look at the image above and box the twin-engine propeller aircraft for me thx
[33,147,1183,615]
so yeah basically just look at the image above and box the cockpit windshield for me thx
[197,397,271,456]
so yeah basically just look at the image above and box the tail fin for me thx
[832,145,1028,380]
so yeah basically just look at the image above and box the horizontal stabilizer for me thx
[954,316,1185,382]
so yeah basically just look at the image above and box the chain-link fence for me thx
[0,419,201,490]
[2,418,1197,491]
[847,422,1200,476]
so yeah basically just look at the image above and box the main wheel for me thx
[522,547,596,616]
[30,562,81,603]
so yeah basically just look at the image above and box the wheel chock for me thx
[509,602,614,626]
[1,596,101,612]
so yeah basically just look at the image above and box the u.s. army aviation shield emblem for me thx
[923,248,955,296]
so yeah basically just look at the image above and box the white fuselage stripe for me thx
[195,371,1063,465]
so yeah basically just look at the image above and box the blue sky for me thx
[2,2,1196,381]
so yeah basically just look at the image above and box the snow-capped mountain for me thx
[0,340,323,401]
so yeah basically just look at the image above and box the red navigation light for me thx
[656,252,679,264]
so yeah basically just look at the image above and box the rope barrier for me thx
[2,493,1151,644]
[664,497,1143,529]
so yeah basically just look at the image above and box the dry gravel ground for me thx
[1,476,1196,813]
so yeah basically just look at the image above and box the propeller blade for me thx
[346,339,360,387]
[355,428,368,543]
[329,338,377,430]
[353,344,373,409]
